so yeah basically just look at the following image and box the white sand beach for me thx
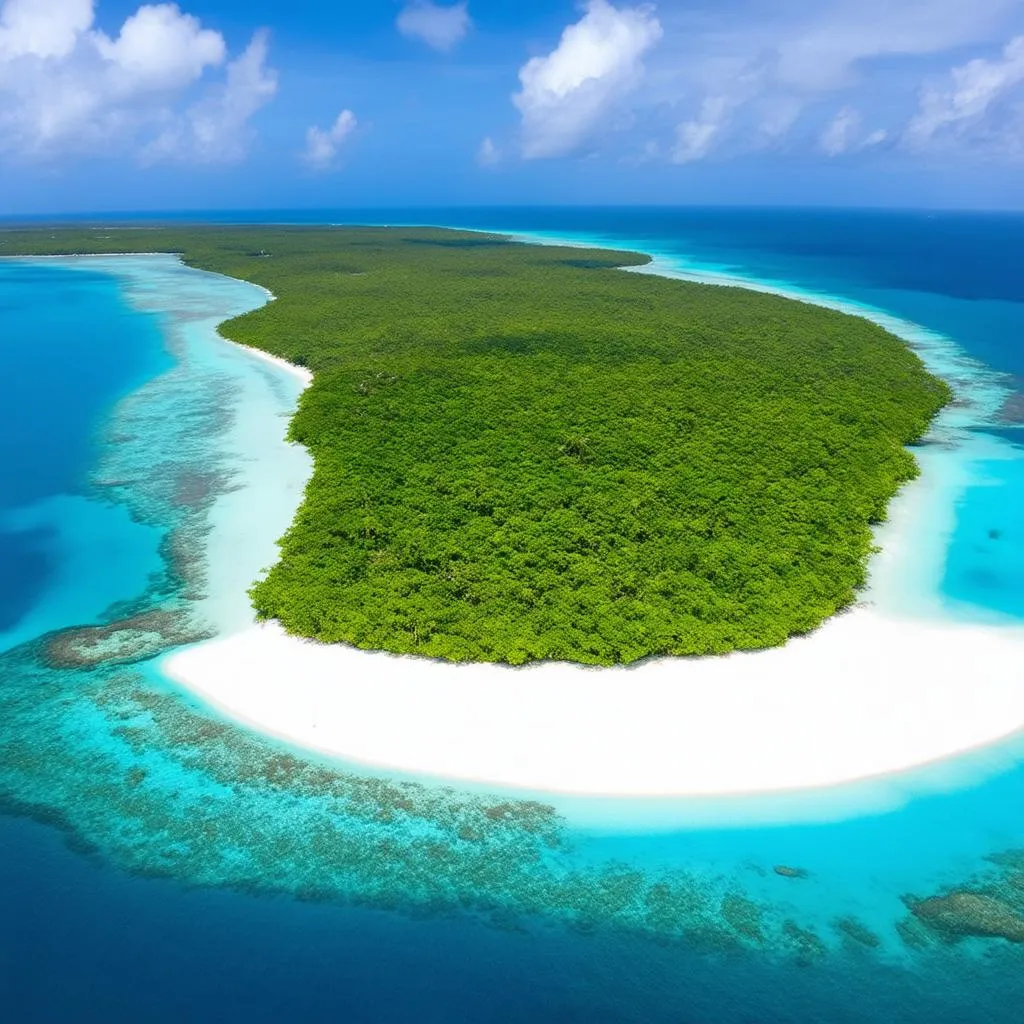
[162,339,1024,797]
[162,610,1024,797]
[225,339,313,388]
[139,242,1024,799]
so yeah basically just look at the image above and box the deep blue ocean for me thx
[3,209,1024,1023]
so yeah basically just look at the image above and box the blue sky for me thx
[3,0,1024,212]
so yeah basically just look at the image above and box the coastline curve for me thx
[143,231,1024,807]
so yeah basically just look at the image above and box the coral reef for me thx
[996,390,1024,425]
[43,610,214,669]
[833,916,881,949]
[906,892,1024,944]
[773,865,810,880]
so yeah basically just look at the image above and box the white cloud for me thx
[673,95,729,163]
[819,105,860,155]
[144,29,277,163]
[774,0,1017,92]
[476,135,500,166]
[906,35,1024,147]
[303,108,357,171]
[819,107,891,156]
[491,0,1024,165]
[0,0,93,60]
[637,0,1021,163]
[670,70,777,163]
[512,0,662,159]
[0,0,275,161]
[93,3,225,90]
[396,1,470,52]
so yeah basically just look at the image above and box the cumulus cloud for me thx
[906,35,1024,148]
[490,0,1024,165]
[673,95,729,163]
[93,3,225,90]
[512,0,662,159]
[396,1,470,52]
[144,29,277,163]
[476,135,500,166]
[0,0,93,59]
[0,0,276,161]
[303,108,357,171]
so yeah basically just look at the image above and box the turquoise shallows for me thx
[4,211,1024,1022]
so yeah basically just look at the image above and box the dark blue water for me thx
[1,816,597,1024]
[8,806,1024,1024]
[5,214,1024,1023]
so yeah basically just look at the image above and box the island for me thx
[1,225,948,666]
[10,224,1018,800]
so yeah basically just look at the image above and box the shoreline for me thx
[162,610,1024,799]
[222,336,312,388]
[152,229,1024,802]
[18,252,314,640]
[15,241,1024,804]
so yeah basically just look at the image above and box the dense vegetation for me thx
[2,225,950,664]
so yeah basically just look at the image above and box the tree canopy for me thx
[2,225,950,664]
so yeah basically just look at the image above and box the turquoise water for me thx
[0,262,169,652]
[3,216,1024,1021]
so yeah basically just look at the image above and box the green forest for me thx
[2,225,950,664]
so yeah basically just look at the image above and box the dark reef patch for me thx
[774,864,811,880]
[906,892,1024,944]
[996,390,1024,425]
[43,610,214,669]
[834,916,882,949]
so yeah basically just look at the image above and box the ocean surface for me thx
[3,210,1024,1021]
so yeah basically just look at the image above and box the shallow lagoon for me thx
[4,214,1024,1021]
[0,261,170,653]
